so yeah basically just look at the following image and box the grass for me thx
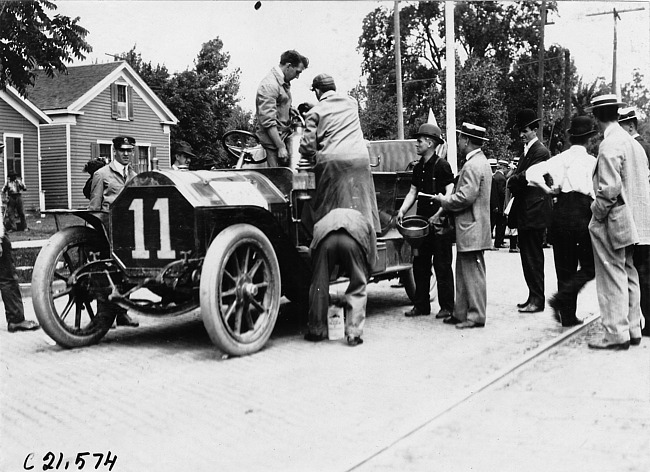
[10,211,87,284]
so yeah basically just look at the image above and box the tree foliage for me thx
[121,39,242,168]
[0,0,92,96]
[355,1,573,160]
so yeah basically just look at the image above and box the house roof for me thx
[26,61,177,125]
[1,86,52,126]
[28,62,122,110]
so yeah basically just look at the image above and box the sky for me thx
[53,0,650,113]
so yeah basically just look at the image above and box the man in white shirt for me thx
[527,116,597,327]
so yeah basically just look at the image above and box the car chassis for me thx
[32,131,416,356]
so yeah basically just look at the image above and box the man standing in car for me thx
[255,50,309,167]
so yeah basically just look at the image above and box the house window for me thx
[116,84,128,119]
[136,146,149,173]
[5,136,22,177]
[111,83,133,120]
[99,144,112,162]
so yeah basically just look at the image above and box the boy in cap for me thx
[587,94,650,349]
[89,136,139,327]
[397,123,455,319]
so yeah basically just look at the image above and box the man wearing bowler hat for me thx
[507,109,552,314]
[587,94,650,349]
[618,106,650,337]
[89,136,139,328]
[526,116,597,327]
[397,123,455,319]
[433,123,492,328]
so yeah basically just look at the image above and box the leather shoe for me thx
[347,336,363,346]
[304,332,327,342]
[588,339,630,350]
[116,313,139,327]
[561,315,583,327]
[435,309,452,319]
[516,300,530,309]
[509,248,520,253]
[630,337,641,346]
[455,320,485,329]
[7,320,40,332]
[443,316,462,325]
[405,307,430,317]
[518,303,543,313]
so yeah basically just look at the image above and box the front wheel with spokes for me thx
[200,224,281,356]
[32,226,114,348]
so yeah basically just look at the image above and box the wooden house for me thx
[0,61,178,210]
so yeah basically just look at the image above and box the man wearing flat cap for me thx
[619,106,650,338]
[255,49,309,167]
[433,123,492,329]
[89,136,139,327]
[397,123,455,319]
[507,109,552,314]
[172,141,196,170]
[526,116,597,327]
[299,73,380,346]
[587,94,650,349]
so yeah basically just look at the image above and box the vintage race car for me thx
[32,132,417,356]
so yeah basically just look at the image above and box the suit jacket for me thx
[440,149,493,252]
[590,123,650,248]
[507,139,552,229]
[490,169,506,213]
[89,161,137,211]
[635,135,650,167]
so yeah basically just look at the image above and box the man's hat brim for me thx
[512,118,541,131]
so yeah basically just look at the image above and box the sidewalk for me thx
[1,248,648,472]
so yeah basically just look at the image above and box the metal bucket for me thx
[397,215,430,256]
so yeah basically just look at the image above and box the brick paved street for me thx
[1,247,647,472]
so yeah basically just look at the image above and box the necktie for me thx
[123,167,128,181]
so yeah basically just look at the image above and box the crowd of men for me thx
[4,49,649,354]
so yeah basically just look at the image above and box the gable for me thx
[0,86,51,126]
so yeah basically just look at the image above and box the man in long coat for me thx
[434,123,493,329]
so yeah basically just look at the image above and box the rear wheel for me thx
[32,226,113,348]
[200,224,281,356]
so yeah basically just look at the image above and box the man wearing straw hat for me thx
[433,123,492,329]
[618,106,650,338]
[587,94,650,350]
[507,109,552,314]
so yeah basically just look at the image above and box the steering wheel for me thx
[221,130,266,168]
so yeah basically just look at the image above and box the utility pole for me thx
[445,1,457,174]
[587,6,645,95]
[394,1,404,140]
[563,50,571,141]
[536,1,547,142]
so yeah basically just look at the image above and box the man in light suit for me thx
[618,107,650,338]
[507,109,552,313]
[434,123,493,329]
[588,94,650,350]
[89,136,139,328]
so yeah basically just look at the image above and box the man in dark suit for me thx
[619,107,650,338]
[507,109,552,313]
[490,160,508,249]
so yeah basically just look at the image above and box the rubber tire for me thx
[32,226,113,348]
[200,224,281,356]
[400,268,416,303]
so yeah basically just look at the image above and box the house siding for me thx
[40,125,69,209]
[0,99,41,211]
[70,85,171,209]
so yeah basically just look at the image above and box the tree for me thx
[0,0,92,96]
[121,39,242,169]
